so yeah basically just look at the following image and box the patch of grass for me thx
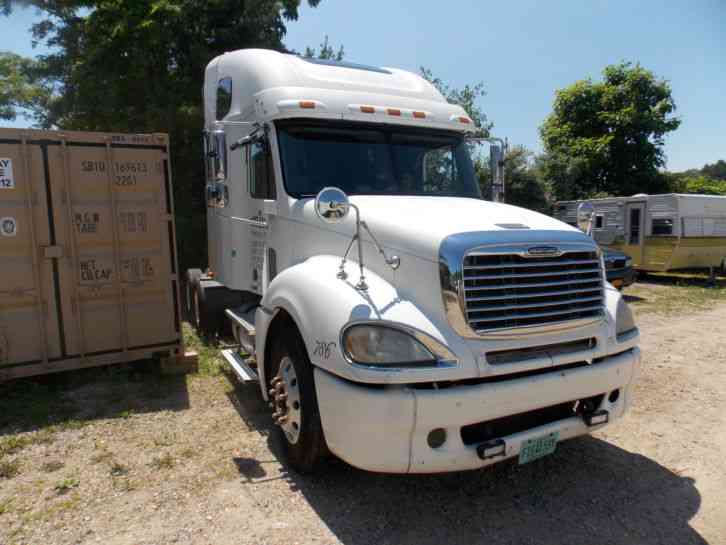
[0,458,21,479]
[626,278,726,314]
[0,497,13,515]
[150,452,175,470]
[0,435,32,457]
[54,477,79,495]
[109,461,128,476]
[153,433,177,447]
[179,446,196,459]
[90,450,113,464]
[183,323,224,376]
[41,460,64,473]
[112,476,137,492]
[117,409,135,419]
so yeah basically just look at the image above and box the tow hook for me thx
[476,438,506,460]
[268,376,289,425]
[583,409,609,426]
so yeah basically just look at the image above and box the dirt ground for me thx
[1,280,725,545]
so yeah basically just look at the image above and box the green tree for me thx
[540,62,680,200]
[420,67,492,134]
[0,51,49,121]
[304,35,344,61]
[701,160,726,181]
[2,0,322,269]
[479,145,550,212]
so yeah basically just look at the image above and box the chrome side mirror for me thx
[315,187,350,224]
[577,202,595,235]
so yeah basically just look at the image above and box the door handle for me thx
[230,216,268,228]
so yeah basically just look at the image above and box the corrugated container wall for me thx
[0,129,183,380]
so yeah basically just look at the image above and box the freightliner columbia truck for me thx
[186,49,641,473]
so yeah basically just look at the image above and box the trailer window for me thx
[276,120,481,199]
[216,78,232,120]
[594,214,604,229]
[652,218,673,236]
[248,142,275,199]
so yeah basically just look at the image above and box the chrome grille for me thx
[463,250,604,333]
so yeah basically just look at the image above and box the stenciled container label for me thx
[0,159,14,189]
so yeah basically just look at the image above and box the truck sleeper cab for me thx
[189,49,641,474]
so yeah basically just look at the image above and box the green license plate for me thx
[518,431,559,465]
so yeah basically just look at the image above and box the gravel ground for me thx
[1,282,724,545]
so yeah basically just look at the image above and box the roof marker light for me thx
[299,100,316,109]
[413,111,426,119]
[360,105,376,113]
[386,108,401,116]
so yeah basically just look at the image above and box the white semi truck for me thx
[187,49,641,474]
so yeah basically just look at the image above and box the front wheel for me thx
[269,326,327,473]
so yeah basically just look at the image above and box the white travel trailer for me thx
[187,49,640,474]
[555,194,726,272]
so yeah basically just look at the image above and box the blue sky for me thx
[2,1,724,171]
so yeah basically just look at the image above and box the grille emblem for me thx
[524,246,563,258]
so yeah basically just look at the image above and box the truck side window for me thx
[652,218,673,236]
[216,78,232,120]
[249,142,275,199]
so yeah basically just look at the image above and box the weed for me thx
[54,477,79,495]
[150,452,175,470]
[0,435,32,457]
[0,497,13,515]
[41,460,64,473]
[153,433,176,447]
[117,409,135,419]
[90,451,113,464]
[626,279,726,315]
[109,461,128,476]
[179,446,196,459]
[0,459,21,479]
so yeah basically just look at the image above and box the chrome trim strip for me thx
[470,304,603,326]
[464,258,599,270]
[464,267,601,281]
[464,276,601,292]
[467,295,603,314]
[439,230,604,339]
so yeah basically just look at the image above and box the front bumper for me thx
[315,347,641,473]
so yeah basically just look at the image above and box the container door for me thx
[0,136,63,366]
[52,137,180,357]
[625,202,645,267]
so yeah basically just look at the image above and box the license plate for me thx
[518,431,559,465]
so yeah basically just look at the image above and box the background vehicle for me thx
[602,247,635,289]
[555,194,726,273]
[187,49,641,474]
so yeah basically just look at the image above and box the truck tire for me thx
[185,268,203,322]
[269,324,327,473]
[194,281,224,339]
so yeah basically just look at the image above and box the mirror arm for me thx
[360,220,400,270]
[350,204,368,291]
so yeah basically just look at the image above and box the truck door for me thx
[625,202,645,267]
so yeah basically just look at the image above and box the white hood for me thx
[342,196,582,261]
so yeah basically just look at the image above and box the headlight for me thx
[342,324,439,367]
[615,297,637,341]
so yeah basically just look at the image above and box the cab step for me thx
[221,349,259,383]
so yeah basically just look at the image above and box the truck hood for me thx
[335,196,582,261]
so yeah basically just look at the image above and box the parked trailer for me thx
[555,194,726,272]
[0,128,190,381]
[188,49,641,474]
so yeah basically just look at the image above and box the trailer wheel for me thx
[269,324,327,473]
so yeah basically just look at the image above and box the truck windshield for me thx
[276,121,482,199]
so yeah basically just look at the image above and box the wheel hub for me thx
[269,356,301,444]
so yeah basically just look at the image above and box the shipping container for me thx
[0,128,186,380]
